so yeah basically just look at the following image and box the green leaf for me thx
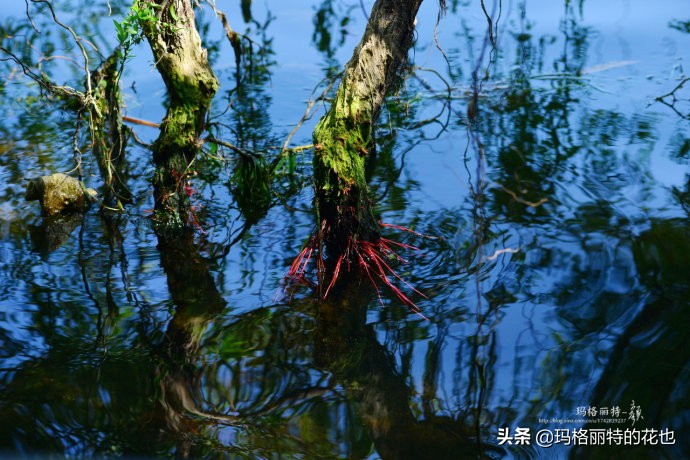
[114,20,125,42]
[169,4,178,21]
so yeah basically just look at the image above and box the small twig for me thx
[496,183,548,207]
[656,77,690,101]
[204,0,242,68]
[123,125,152,148]
[483,247,519,262]
[480,0,496,48]
[280,74,340,155]
[123,115,160,128]
[24,0,39,33]
[267,144,313,153]
[0,48,84,101]
[653,77,690,119]
[31,0,94,96]
[433,0,450,76]
[358,0,369,20]
[409,66,453,138]
[71,110,84,178]
[203,135,255,159]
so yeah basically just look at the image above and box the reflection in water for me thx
[151,230,232,457]
[0,0,689,458]
[313,280,500,459]
[311,0,356,72]
[574,219,690,459]
[29,213,84,254]
[0,227,227,457]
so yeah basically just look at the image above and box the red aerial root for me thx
[284,223,429,319]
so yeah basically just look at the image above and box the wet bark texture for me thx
[314,0,423,256]
[140,0,219,230]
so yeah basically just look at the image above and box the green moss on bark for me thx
[139,0,219,231]
[312,0,422,258]
[313,85,379,256]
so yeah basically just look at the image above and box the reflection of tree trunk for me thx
[0,229,232,458]
[313,0,422,256]
[154,229,230,456]
[578,220,690,458]
[313,284,490,459]
[157,230,226,358]
[140,0,219,229]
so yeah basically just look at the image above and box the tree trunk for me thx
[313,0,423,257]
[140,0,219,230]
[91,50,131,209]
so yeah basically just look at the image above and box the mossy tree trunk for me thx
[314,0,423,257]
[91,50,131,209]
[139,0,219,230]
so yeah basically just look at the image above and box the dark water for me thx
[1,0,689,458]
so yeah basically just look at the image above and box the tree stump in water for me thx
[25,173,97,216]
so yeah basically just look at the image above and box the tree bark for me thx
[140,0,219,230]
[313,0,423,257]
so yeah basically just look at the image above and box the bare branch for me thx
[202,135,254,160]
[203,0,242,68]
[24,0,39,33]
[280,74,340,155]
[30,0,95,97]
[0,47,84,102]
[654,77,690,119]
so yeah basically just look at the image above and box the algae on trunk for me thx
[313,0,423,257]
[139,0,219,230]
